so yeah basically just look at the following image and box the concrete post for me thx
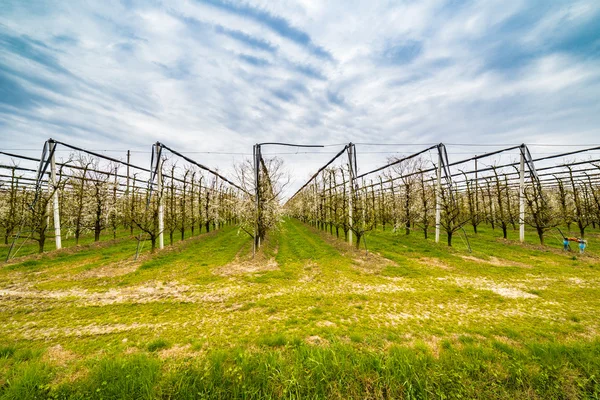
[156,145,164,250]
[253,144,260,254]
[347,145,354,245]
[519,145,525,242]
[49,141,62,250]
[435,147,442,243]
[126,150,130,195]
[215,179,220,230]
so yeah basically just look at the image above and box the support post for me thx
[435,146,442,243]
[519,144,525,242]
[314,183,318,227]
[347,144,354,245]
[253,144,260,254]
[215,179,220,230]
[49,141,62,250]
[126,150,131,195]
[474,158,478,214]
[156,144,164,250]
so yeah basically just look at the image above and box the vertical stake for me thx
[253,144,260,255]
[215,178,220,230]
[474,158,478,214]
[347,144,354,245]
[435,145,442,243]
[314,184,318,227]
[519,144,525,242]
[156,144,164,250]
[49,141,62,250]
[126,150,131,194]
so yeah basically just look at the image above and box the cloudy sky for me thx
[1,0,599,190]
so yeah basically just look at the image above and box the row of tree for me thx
[0,156,242,254]
[286,158,600,247]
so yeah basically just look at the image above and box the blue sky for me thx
[1,0,599,186]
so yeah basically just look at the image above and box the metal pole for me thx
[49,141,62,250]
[519,145,525,242]
[156,144,164,250]
[435,146,442,243]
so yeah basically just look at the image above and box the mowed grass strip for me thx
[0,220,599,398]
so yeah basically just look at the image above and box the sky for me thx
[1,0,599,194]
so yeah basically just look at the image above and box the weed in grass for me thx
[13,349,43,362]
[238,302,255,311]
[458,335,476,345]
[441,339,453,350]
[258,334,288,348]
[349,334,363,343]
[0,346,16,359]
[147,339,170,352]
[311,307,324,315]
[56,355,160,399]
[569,315,581,323]
[6,260,40,271]
[0,361,52,400]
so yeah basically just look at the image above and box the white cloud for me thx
[0,0,599,195]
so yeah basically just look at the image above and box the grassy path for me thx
[0,219,599,398]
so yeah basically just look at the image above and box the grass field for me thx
[1,219,599,399]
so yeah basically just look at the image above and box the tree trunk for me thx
[405,188,410,235]
[447,231,453,247]
[38,234,45,254]
[94,217,101,242]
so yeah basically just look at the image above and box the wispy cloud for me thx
[0,0,599,186]
[195,0,333,60]
[215,25,277,53]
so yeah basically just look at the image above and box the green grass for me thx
[147,339,170,352]
[0,218,599,398]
